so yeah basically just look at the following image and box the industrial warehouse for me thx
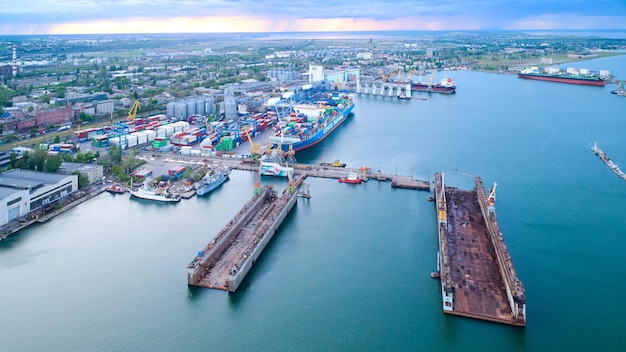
[0,169,78,227]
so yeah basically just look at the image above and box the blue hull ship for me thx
[269,94,354,152]
[195,169,229,196]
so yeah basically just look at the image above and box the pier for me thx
[356,80,412,98]
[233,161,430,190]
[187,175,304,292]
[434,172,526,326]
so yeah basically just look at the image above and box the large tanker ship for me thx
[269,93,354,152]
[518,66,607,86]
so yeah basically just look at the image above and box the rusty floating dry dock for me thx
[187,175,304,292]
[434,172,526,326]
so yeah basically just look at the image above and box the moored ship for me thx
[195,168,229,196]
[269,93,354,152]
[130,179,180,202]
[338,173,362,184]
[319,160,346,168]
[518,66,607,86]
[411,76,456,94]
[105,184,126,194]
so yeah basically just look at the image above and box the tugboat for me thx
[105,184,126,194]
[320,160,346,168]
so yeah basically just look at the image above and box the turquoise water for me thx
[2,55,626,351]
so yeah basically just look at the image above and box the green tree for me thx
[74,151,97,163]
[72,171,90,188]
[54,135,61,143]
[79,111,93,122]
[40,93,51,104]
[43,155,63,172]
[109,144,122,163]
[97,153,112,173]
[2,134,16,144]
[9,152,17,168]
[121,151,139,173]
[27,147,47,171]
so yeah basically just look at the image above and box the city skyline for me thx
[0,0,625,35]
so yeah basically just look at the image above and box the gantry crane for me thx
[127,100,140,121]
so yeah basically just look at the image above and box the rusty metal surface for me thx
[443,187,516,323]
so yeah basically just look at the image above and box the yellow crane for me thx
[244,129,261,161]
[127,100,140,121]
[379,69,387,82]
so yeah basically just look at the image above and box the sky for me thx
[0,0,625,35]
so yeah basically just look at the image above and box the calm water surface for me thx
[2,55,626,351]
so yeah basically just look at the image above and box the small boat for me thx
[430,272,440,279]
[338,173,362,184]
[105,184,126,194]
[427,196,435,201]
[320,160,346,168]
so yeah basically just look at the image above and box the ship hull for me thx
[411,83,456,94]
[196,174,229,196]
[272,103,354,153]
[291,103,354,152]
[130,189,180,202]
[518,73,605,86]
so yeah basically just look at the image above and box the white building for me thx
[0,170,78,226]
[57,162,103,185]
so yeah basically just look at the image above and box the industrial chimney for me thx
[12,44,17,76]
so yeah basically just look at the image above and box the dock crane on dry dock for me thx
[487,183,497,217]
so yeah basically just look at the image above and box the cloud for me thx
[507,13,626,30]
[0,0,624,34]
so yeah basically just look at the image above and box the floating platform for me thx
[187,176,303,292]
[433,173,526,326]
